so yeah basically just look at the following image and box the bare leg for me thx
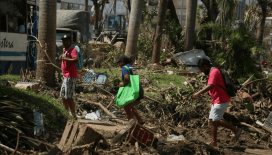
[124,100,143,123]
[67,98,76,118]
[62,98,69,110]
[210,119,218,147]
[210,119,241,147]
[131,107,143,124]
[124,103,134,120]
[217,120,240,133]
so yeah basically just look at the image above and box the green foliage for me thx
[196,23,266,83]
[0,74,20,82]
[137,8,158,64]
[164,10,184,49]
[137,8,184,65]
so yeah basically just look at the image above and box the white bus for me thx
[0,0,28,75]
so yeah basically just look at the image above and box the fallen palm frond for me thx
[0,100,37,153]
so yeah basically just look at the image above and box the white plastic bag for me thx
[85,112,99,120]
[167,134,185,142]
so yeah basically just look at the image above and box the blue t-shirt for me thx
[122,64,133,80]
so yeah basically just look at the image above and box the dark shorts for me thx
[136,84,144,101]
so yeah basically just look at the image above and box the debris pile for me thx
[2,65,272,154]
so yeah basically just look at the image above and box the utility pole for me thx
[184,0,197,51]
[36,0,57,87]
[85,0,89,11]
[114,0,117,14]
[124,0,145,62]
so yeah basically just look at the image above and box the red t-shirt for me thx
[208,68,230,104]
[61,47,78,78]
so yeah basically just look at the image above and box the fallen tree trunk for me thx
[240,122,266,135]
[77,98,125,124]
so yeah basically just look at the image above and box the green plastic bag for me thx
[115,66,140,107]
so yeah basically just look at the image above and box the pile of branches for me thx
[0,98,37,154]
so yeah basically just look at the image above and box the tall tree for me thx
[92,0,99,37]
[184,0,198,51]
[256,0,268,45]
[125,0,145,61]
[151,0,169,64]
[36,0,57,87]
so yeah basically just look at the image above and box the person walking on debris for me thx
[192,58,242,148]
[116,54,145,125]
[59,34,78,118]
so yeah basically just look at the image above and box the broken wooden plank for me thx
[111,119,136,144]
[63,121,79,153]
[73,124,88,146]
[58,120,73,150]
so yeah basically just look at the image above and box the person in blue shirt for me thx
[115,54,144,125]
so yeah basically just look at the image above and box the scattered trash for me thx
[263,112,272,132]
[174,49,209,72]
[95,73,107,85]
[256,120,263,126]
[183,81,188,85]
[130,123,155,147]
[33,109,44,137]
[167,134,185,142]
[82,68,96,84]
[83,111,87,116]
[112,110,118,115]
[85,112,99,120]
[167,70,174,75]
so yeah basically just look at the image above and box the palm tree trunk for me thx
[184,0,198,51]
[151,0,169,64]
[256,0,268,45]
[124,0,145,62]
[92,0,99,37]
[36,0,56,87]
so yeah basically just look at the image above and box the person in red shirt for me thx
[192,58,242,148]
[59,34,78,118]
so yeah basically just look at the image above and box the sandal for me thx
[233,128,243,142]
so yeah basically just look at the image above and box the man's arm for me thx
[61,48,79,63]
[61,56,78,63]
[192,85,214,99]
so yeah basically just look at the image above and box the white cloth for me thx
[209,102,230,121]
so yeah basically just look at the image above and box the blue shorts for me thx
[60,78,77,99]
[209,102,230,121]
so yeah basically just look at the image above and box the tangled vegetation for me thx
[196,23,266,83]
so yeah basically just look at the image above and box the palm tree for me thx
[151,0,169,64]
[124,0,145,62]
[256,0,269,45]
[184,0,198,51]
